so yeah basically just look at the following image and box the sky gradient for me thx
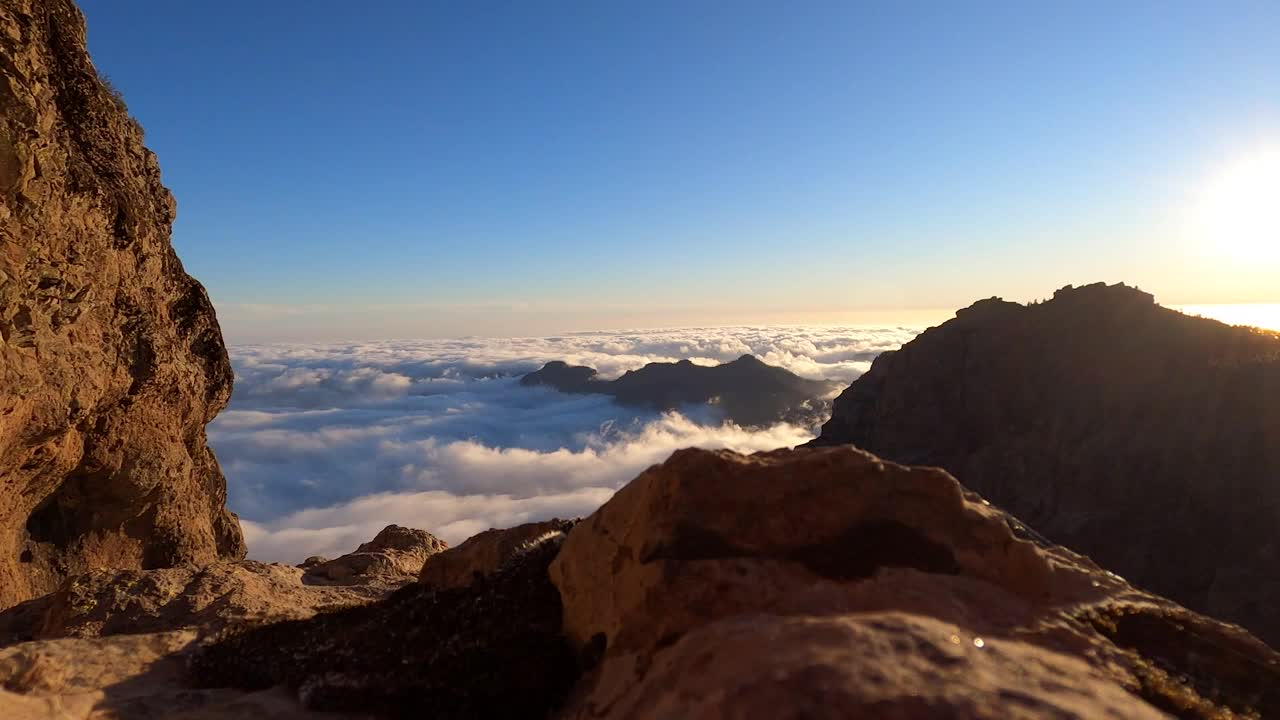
[78,1,1280,341]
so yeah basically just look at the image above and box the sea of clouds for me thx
[211,325,923,562]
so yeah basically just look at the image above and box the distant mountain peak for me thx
[521,355,839,428]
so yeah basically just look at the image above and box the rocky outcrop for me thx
[303,525,446,587]
[522,354,840,427]
[0,0,245,611]
[810,282,1280,646]
[550,447,1280,718]
[418,519,572,590]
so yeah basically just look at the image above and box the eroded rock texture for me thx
[810,282,1280,645]
[551,447,1280,719]
[0,0,245,610]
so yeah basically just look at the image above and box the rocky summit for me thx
[0,0,244,611]
[1,1,1279,718]
[522,354,841,427]
[810,282,1280,646]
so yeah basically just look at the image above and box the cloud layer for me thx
[213,325,921,562]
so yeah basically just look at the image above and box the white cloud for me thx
[213,325,921,563]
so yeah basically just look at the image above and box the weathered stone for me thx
[0,0,245,611]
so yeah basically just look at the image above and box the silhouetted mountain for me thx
[810,282,1280,646]
[522,354,840,427]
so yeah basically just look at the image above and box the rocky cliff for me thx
[811,283,1280,646]
[0,0,245,609]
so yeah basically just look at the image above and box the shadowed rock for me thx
[809,282,1280,646]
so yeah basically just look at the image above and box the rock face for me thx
[418,518,571,590]
[809,283,1280,646]
[550,447,1280,718]
[522,354,840,427]
[0,0,245,610]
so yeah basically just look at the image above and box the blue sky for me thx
[80,1,1280,341]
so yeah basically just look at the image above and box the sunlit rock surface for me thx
[0,0,245,611]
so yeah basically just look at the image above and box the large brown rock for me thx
[0,0,245,610]
[550,447,1280,718]
[809,282,1280,645]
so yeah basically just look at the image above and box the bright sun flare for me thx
[1197,146,1280,264]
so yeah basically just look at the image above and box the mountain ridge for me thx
[810,281,1280,646]
[521,354,841,427]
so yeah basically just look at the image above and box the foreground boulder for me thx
[809,282,1280,645]
[0,0,245,611]
[551,447,1279,718]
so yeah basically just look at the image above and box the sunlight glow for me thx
[1197,146,1280,265]
[1177,304,1280,332]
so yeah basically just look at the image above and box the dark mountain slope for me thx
[810,282,1280,645]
